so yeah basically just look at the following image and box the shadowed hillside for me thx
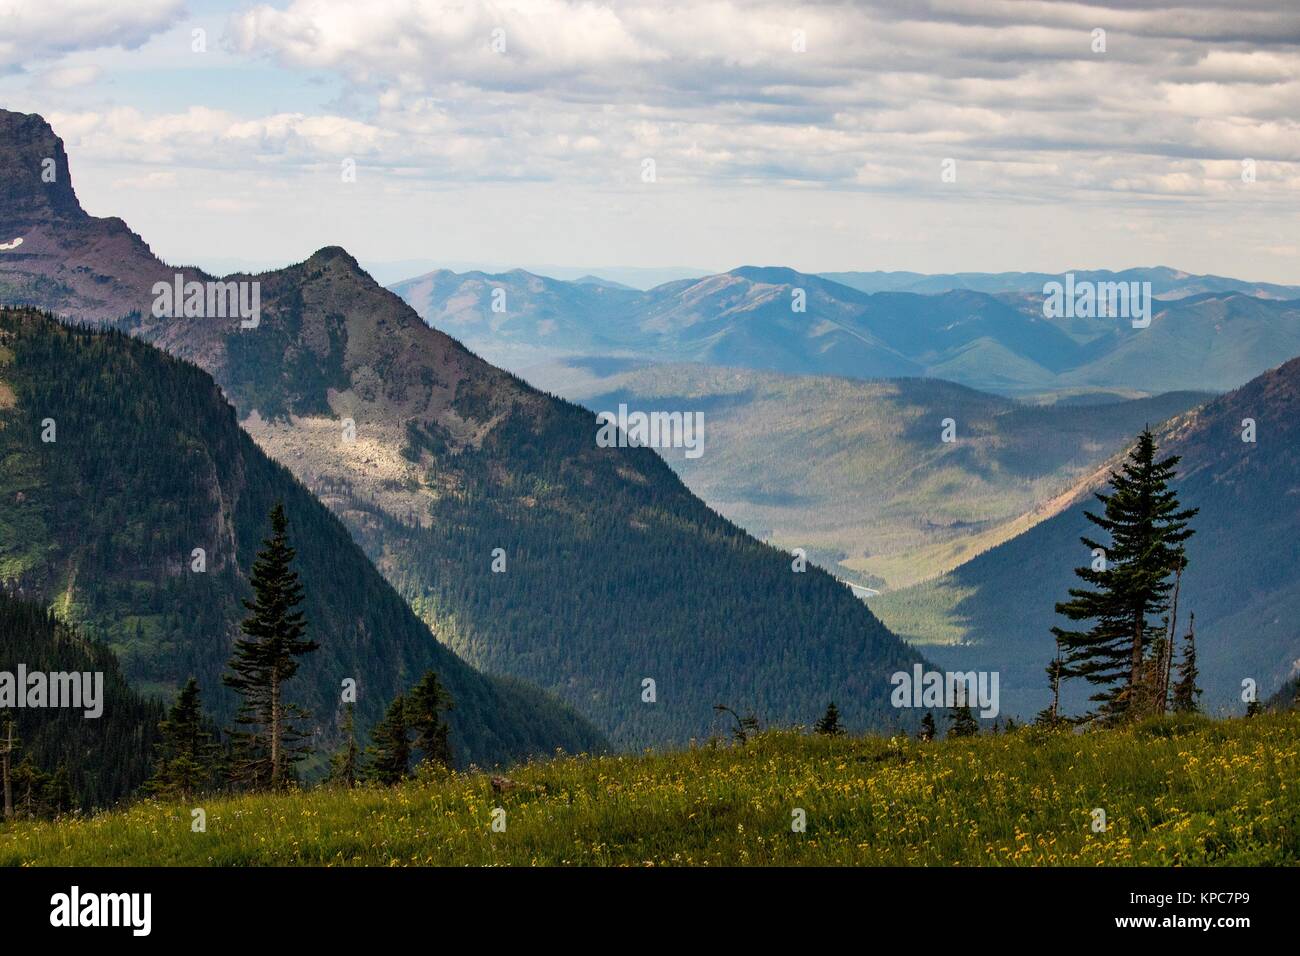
[0,308,606,767]
[873,354,1300,718]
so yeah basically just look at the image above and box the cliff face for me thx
[0,108,187,325]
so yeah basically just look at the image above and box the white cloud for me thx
[12,0,1300,279]
[38,64,103,89]
[195,196,258,212]
[112,169,177,189]
[204,0,1300,195]
[0,0,183,71]
[48,107,393,167]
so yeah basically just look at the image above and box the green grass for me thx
[3,713,1296,866]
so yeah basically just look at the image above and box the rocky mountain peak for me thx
[0,109,84,222]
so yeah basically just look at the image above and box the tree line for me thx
[0,591,162,818]
[146,501,455,799]
[1,502,455,818]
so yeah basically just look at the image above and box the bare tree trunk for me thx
[2,721,13,822]
[270,673,282,790]
[1050,645,1062,722]
[1129,613,1145,718]
[1161,563,1183,714]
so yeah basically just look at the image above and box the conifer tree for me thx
[1051,428,1197,723]
[814,701,844,736]
[365,695,411,785]
[406,671,454,768]
[224,503,319,789]
[147,677,219,798]
[918,711,936,742]
[948,703,979,738]
[329,703,362,788]
[1171,613,1202,713]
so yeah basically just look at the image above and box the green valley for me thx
[525,359,1208,591]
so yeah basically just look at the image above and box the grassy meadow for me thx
[2,712,1296,867]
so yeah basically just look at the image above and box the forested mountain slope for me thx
[0,110,924,747]
[873,355,1300,719]
[0,592,161,810]
[0,308,605,767]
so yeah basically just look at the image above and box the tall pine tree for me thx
[1050,429,1196,723]
[224,503,319,789]
[948,703,979,738]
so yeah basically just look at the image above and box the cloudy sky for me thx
[2,0,1299,284]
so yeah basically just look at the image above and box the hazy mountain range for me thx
[389,255,1300,721]
[0,109,923,746]
[392,265,1300,396]
[820,267,1300,300]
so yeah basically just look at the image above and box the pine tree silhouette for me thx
[1051,429,1197,723]
[814,702,844,737]
[224,503,319,789]
[147,677,219,798]
[407,671,454,768]
[328,703,362,788]
[365,695,411,785]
